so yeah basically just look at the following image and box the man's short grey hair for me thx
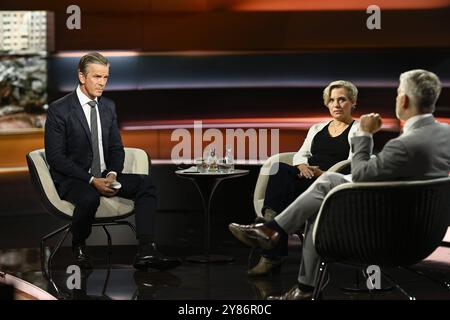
[323,80,358,105]
[78,52,109,75]
[399,69,441,113]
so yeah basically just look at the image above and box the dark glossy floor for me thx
[1,241,450,300]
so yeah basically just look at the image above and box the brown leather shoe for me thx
[267,285,313,300]
[248,278,276,299]
[228,223,280,250]
[247,256,285,277]
[267,272,330,300]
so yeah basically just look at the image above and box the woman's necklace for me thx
[330,121,349,136]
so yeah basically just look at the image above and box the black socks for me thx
[265,220,288,239]
[138,236,156,255]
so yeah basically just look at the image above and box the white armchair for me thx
[26,147,150,280]
[253,152,350,218]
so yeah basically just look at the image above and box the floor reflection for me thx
[1,245,450,300]
[133,270,182,300]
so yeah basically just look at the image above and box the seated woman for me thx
[249,80,360,276]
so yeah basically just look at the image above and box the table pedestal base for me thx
[175,169,249,264]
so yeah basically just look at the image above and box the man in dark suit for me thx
[229,69,450,299]
[45,52,180,271]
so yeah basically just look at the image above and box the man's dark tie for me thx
[88,100,101,178]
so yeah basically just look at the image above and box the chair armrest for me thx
[253,152,296,217]
[327,159,351,173]
[123,148,150,175]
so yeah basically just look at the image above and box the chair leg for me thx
[122,221,137,237]
[101,258,112,298]
[312,261,328,300]
[40,224,71,280]
[85,220,137,269]
[40,236,47,280]
[380,269,416,300]
[40,228,71,298]
[47,228,70,280]
[48,274,70,300]
[102,225,112,255]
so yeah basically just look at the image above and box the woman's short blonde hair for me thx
[323,80,358,105]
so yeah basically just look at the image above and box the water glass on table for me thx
[195,158,208,173]
[218,158,233,173]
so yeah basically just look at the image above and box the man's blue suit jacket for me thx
[44,91,125,195]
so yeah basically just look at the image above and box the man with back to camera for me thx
[45,52,181,271]
[229,69,450,299]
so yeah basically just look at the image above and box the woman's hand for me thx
[297,164,324,179]
[297,164,315,179]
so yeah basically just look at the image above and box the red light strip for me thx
[122,117,401,131]
[229,0,450,11]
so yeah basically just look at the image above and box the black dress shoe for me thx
[267,285,313,300]
[228,223,280,250]
[133,252,181,271]
[72,244,93,270]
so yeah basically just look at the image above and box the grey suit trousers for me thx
[274,172,348,286]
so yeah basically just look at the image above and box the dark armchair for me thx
[312,176,450,299]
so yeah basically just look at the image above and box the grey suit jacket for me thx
[351,116,450,182]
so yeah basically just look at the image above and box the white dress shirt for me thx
[76,86,117,183]
[76,85,106,174]
[403,113,433,135]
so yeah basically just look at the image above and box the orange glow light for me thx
[228,0,450,11]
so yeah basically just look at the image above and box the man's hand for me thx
[360,113,383,134]
[298,164,321,179]
[105,172,117,183]
[105,172,116,185]
[92,177,118,197]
